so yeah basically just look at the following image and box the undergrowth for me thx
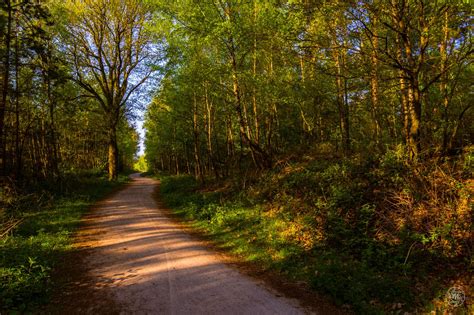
[0,172,129,312]
[158,147,473,314]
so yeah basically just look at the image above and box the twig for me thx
[403,241,417,266]
[0,218,24,238]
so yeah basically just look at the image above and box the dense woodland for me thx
[0,0,473,313]
[0,0,144,183]
[144,0,473,313]
[145,0,472,175]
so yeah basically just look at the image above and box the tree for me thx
[0,0,13,176]
[144,0,472,176]
[62,0,153,180]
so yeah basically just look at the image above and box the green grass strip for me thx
[0,174,129,312]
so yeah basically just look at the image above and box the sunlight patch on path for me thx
[81,174,307,315]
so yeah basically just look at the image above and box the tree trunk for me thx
[404,1,427,159]
[0,0,12,176]
[407,79,422,158]
[14,8,21,179]
[44,47,59,178]
[440,9,450,154]
[225,5,271,169]
[225,114,234,177]
[230,49,270,168]
[333,46,350,155]
[193,92,203,181]
[370,15,381,146]
[393,19,410,147]
[204,83,218,178]
[269,46,280,153]
[108,127,118,180]
[252,2,260,145]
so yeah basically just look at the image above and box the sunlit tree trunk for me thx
[369,15,381,147]
[267,41,279,155]
[440,9,451,154]
[204,83,218,178]
[391,1,429,159]
[225,114,235,177]
[332,44,350,155]
[193,92,203,181]
[252,2,260,145]
[108,127,118,180]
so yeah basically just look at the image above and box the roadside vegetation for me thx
[144,1,473,313]
[158,147,472,314]
[1,0,143,311]
[0,172,129,312]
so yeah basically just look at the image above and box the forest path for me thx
[65,173,306,314]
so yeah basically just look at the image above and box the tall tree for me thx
[62,0,152,180]
[0,0,13,176]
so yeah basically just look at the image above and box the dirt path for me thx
[61,174,307,314]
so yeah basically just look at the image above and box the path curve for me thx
[78,174,307,314]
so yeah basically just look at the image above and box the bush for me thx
[159,153,473,314]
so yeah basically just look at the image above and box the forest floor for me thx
[45,174,342,314]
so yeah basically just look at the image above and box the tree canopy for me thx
[0,0,152,181]
[143,0,473,177]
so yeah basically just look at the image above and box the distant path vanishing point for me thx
[73,173,306,314]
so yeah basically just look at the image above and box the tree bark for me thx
[333,45,350,155]
[0,0,12,176]
[440,9,450,154]
[193,92,203,181]
[14,7,21,179]
[252,2,260,145]
[108,127,118,181]
[369,15,381,146]
[204,83,218,178]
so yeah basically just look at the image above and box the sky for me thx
[137,119,146,156]
[129,70,162,158]
[130,43,167,158]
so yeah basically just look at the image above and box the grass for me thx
[0,173,129,312]
[157,150,472,314]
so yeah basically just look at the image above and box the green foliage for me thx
[310,253,412,314]
[461,146,474,177]
[134,155,148,173]
[158,150,472,313]
[118,120,140,172]
[145,0,472,177]
[0,174,128,312]
[143,7,472,312]
[2,0,472,312]
[0,256,51,311]
[0,0,141,182]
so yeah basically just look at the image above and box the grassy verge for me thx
[0,173,129,312]
[157,150,472,314]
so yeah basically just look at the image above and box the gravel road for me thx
[76,174,307,314]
